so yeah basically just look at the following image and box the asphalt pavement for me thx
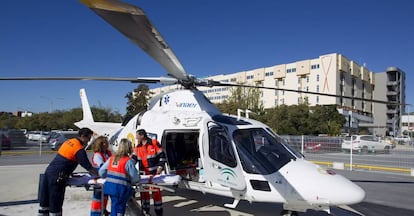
[1,143,414,215]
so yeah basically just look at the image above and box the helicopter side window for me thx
[208,125,237,168]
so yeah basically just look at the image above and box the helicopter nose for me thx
[322,173,365,205]
[280,160,366,206]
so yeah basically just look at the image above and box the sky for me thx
[1,0,413,115]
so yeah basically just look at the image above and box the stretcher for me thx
[67,173,181,189]
[66,173,181,215]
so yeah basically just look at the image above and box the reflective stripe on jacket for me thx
[106,156,130,186]
[91,150,112,169]
[134,138,166,174]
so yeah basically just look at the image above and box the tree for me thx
[216,85,264,116]
[1,107,122,131]
[309,105,346,135]
[125,84,153,118]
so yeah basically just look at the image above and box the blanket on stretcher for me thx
[67,173,181,187]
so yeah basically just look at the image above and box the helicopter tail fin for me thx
[74,88,95,129]
[74,88,122,139]
[80,88,94,123]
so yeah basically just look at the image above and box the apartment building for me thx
[152,53,405,136]
[370,67,406,136]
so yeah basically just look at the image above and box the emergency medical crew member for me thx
[38,128,98,216]
[99,138,139,216]
[134,129,166,216]
[90,136,112,216]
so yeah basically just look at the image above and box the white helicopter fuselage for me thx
[95,89,365,213]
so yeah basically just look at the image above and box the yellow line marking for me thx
[311,160,412,174]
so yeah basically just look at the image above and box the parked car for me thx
[49,131,78,150]
[394,136,411,145]
[381,137,396,148]
[304,137,342,153]
[1,134,11,150]
[341,135,392,154]
[27,131,50,142]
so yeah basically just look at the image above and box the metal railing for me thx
[282,135,414,176]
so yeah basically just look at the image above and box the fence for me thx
[281,135,414,176]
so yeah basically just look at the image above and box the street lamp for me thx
[408,105,412,142]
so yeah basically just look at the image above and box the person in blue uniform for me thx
[38,128,98,216]
[99,138,140,216]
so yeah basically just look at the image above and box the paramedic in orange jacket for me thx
[90,136,112,216]
[134,129,166,216]
[38,128,98,216]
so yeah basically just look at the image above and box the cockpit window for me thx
[265,127,303,159]
[233,128,296,174]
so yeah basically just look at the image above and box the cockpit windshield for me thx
[233,128,296,174]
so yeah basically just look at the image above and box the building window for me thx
[316,96,319,104]
[316,74,320,82]
[316,85,319,92]
[306,75,309,83]
[311,64,320,70]
[286,68,296,73]
[265,71,274,76]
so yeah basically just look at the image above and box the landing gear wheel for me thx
[280,210,299,216]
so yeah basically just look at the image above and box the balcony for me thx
[386,91,398,96]
[387,109,398,115]
[386,80,398,86]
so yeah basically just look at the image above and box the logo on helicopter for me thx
[175,102,197,108]
[163,94,197,108]
[163,95,170,105]
[217,167,238,186]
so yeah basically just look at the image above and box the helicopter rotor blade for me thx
[214,82,404,106]
[80,0,190,84]
[0,76,178,85]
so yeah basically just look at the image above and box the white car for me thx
[341,135,392,154]
[394,136,411,144]
[27,131,50,142]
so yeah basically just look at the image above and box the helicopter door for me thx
[202,122,246,190]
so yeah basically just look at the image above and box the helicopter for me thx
[0,0,368,215]
[77,86,365,215]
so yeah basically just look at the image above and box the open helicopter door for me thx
[202,122,246,191]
